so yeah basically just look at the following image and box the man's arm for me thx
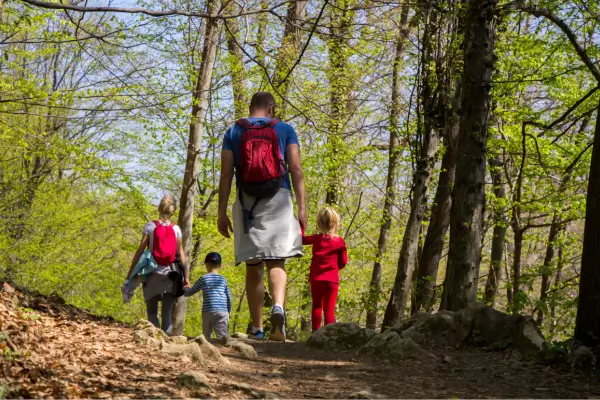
[218,149,235,237]
[286,143,306,231]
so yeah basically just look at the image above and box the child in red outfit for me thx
[302,207,348,331]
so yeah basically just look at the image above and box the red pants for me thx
[310,281,339,331]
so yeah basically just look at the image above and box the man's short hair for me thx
[250,92,276,110]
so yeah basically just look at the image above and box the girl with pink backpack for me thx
[125,195,190,332]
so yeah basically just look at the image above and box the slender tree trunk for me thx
[575,103,600,345]
[483,156,507,305]
[225,7,248,119]
[172,1,220,336]
[549,235,564,337]
[232,288,246,333]
[537,215,561,325]
[440,0,498,311]
[189,238,202,270]
[412,82,461,313]
[272,0,307,119]
[325,0,354,206]
[511,227,523,314]
[255,0,269,89]
[365,4,410,330]
[300,279,312,331]
[383,6,441,327]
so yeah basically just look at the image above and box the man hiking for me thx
[218,92,306,341]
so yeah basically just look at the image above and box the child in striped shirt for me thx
[185,252,232,339]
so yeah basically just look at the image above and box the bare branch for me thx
[16,0,290,20]
[517,3,600,84]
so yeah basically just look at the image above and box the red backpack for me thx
[236,118,287,232]
[151,221,177,265]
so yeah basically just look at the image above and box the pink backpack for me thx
[151,221,177,265]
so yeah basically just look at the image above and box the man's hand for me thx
[218,213,233,238]
[183,278,190,289]
[298,208,307,233]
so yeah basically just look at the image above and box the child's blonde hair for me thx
[316,207,341,236]
[158,194,176,219]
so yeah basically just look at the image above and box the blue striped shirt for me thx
[184,273,232,313]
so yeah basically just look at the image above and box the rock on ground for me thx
[231,382,265,398]
[132,320,169,348]
[348,390,373,399]
[133,320,232,366]
[360,331,436,361]
[193,334,231,365]
[222,337,258,359]
[458,303,547,355]
[306,323,376,350]
[169,335,189,345]
[178,371,211,389]
[388,303,547,356]
[568,345,597,369]
[161,341,205,366]
[389,310,468,347]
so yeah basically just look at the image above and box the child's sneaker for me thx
[270,305,286,342]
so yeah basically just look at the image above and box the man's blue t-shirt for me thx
[222,117,299,190]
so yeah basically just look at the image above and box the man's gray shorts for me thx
[202,311,229,339]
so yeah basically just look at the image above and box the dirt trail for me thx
[2,284,600,399]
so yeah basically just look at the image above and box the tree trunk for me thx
[255,0,269,89]
[511,227,523,314]
[440,0,497,312]
[575,103,600,345]
[382,6,441,327]
[365,4,410,330]
[225,8,248,119]
[412,81,461,313]
[549,235,564,337]
[172,1,220,336]
[325,0,354,206]
[272,0,307,119]
[232,288,246,333]
[483,156,507,305]
[537,215,561,325]
[300,279,312,331]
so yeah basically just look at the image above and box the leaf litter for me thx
[2,282,600,399]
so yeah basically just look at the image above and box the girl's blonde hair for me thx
[316,207,341,236]
[158,194,176,219]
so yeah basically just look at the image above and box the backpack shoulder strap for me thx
[153,220,160,228]
[236,118,252,129]
[267,119,279,127]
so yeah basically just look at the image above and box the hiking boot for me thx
[270,306,286,342]
[249,330,265,340]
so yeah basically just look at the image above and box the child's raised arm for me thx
[302,234,318,245]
